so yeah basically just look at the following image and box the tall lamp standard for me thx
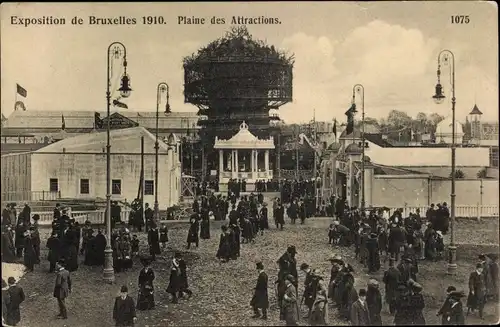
[352,84,365,212]
[104,42,132,283]
[154,83,170,226]
[432,49,457,274]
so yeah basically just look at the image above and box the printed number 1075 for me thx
[451,15,470,24]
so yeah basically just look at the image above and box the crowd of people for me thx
[1,187,499,326]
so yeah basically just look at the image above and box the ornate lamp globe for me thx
[432,83,445,104]
[118,74,132,98]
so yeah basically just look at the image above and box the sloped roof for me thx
[35,127,171,153]
[469,104,483,115]
[339,124,380,139]
[369,163,427,175]
[214,121,274,149]
[3,110,199,130]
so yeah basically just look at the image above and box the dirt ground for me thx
[7,218,500,326]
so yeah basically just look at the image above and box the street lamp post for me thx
[155,82,170,227]
[353,84,365,212]
[432,49,457,274]
[104,42,132,283]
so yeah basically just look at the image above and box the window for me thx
[80,179,90,194]
[144,180,154,195]
[112,179,122,195]
[49,178,58,192]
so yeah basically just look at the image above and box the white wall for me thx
[367,147,490,167]
[30,152,179,209]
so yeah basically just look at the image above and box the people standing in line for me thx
[113,285,137,327]
[53,261,72,320]
[5,277,25,327]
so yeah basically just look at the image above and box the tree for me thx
[428,113,445,126]
[387,110,412,129]
[416,112,427,122]
[450,169,465,179]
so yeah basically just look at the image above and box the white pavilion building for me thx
[214,121,275,191]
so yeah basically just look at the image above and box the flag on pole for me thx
[61,114,66,130]
[333,119,337,138]
[16,84,27,97]
[113,99,128,109]
[345,103,357,135]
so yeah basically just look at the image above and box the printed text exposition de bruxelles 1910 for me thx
[10,15,282,27]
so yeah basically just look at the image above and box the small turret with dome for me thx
[345,142,363,154]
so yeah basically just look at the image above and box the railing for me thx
[376,205,499,219]
[1,190,61,202]
[279,169,314,180]
[35,209,133,226]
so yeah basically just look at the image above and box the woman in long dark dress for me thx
[200,212,211,240]
[23,231,37,272]
[137,257,155,310]
[186,215,200,249]
[216,225,231,263]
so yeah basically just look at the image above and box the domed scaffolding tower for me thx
[183,26,294,181]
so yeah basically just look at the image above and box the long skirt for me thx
[136,286,155,310]
[309,300,329,326]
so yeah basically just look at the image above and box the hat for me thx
[370,233,377,238]
[300,263,310,270]
[120,285,128,293]
[333,221,340,226]
[32,214,40,221]
[256,262,264,270]
[436,230,443,237]
[7,277,16,285]
[449,291,465,299]
[358,288,367,296]
[446,286,457,293]
[287,245,297,254]
[368,279,379,286]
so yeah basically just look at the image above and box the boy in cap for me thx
[448,291,466,324]
[467,263,487,319]
[437,286,457,324]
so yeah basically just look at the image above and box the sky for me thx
[1,2,498,123]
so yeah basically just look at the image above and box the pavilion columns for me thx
[251,150,256,180]
[264,150,270,179]
[219,150,224,175]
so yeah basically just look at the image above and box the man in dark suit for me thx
[144,203,154,229]
[467,263,487,319]
[53,260,72,319]
[350,288,370,326]
[250,262,268,320]
[6,277,25,326]
[113,285,137,326]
